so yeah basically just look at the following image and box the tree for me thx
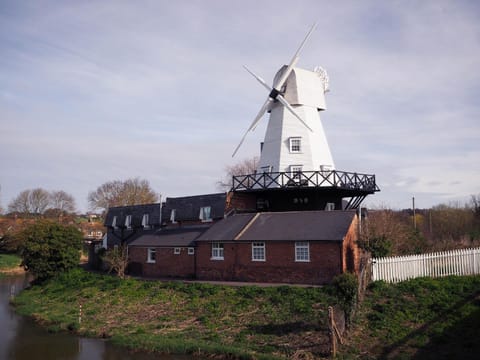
[19,220,83,282]
[7,188,77,217]
[101,244,129,279]
[88,177,159,213]
[8,189,31,214]
[49,190,76,215]
[216,156,259,191]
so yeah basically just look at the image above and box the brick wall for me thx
[128,246,195,278]
[341,215,360,274]
[196,241,343,285]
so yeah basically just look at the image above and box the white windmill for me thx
[233,23,335,178]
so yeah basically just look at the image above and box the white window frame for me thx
[325,202,335,211]
[142,213,150,229]
[112,216,118,229]
[251,242,266,262]
[125,215,132,229]
[211,242,224,260]
[295,242,310,262]
[174,247,181,255]
[260,165,272,174]
[170,209,177,223]
[199,206,212,222]
[289,137,302,153]
[290,165,303,182]
[188,247,195,255]
[147,248,156,263]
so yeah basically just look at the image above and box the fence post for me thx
[328,306,336,357]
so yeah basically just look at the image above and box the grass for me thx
[13,268,480,359]
[0,253,22,277]
[339,275,480,359]
[13,268,336,359]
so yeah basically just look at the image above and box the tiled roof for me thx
[196,213,257,241]
[161,193,226,223]
[104,203,161,227]
[196,210,356,241]
[129,225,210,247]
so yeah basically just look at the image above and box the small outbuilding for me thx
[195,210,360,285]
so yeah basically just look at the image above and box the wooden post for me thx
[328,306,336,357]
[10,284,15,300]
[79,303,82,325]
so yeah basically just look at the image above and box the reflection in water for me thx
[0,274,193,360]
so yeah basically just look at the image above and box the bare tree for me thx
[88,177,159,213]
[7,188,77,217]
[28,188,50,214]
[49,190,76,214]
[8,188,50,215]
[216,156,259,191]
[102,244,129,279]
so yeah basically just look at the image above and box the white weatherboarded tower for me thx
[233,23,335,177]
[258,65,334,174]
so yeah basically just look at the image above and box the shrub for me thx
[332,272,359,324]
[19,220,83,282]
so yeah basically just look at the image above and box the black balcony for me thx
[232,170,380,193]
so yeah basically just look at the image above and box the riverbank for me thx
[13,268,337,359]
[0,253,24,277]
[13,268,480,359]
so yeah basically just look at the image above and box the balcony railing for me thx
[232,170,379,193]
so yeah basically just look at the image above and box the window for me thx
[261,165,272,174]
[211,242,224,260]
[147,248,156,263]
[252,242,265,261]
[170,209,177,223]
[174,247,181,255]
[290,165,303,182]
[188,247,195,255]
[112,216,118,229]
[142,213,150,229]
[289,137,302,153]
[199,206,212,222]
[295,242,310,262]
[125,215,132,229]
[325,202,335,211]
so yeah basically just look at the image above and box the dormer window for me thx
[199,206,212,222]
[170,209,177,223]
[125,215,132,229]
[112,216,118,229]
[289,137,302,153]
[142,213,150,229]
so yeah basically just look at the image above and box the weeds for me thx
[13,268,336,359]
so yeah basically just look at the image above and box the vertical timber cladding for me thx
[195,241,343,285]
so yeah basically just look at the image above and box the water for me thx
[0,274,192,360]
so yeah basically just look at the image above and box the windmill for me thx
[232,23,335,177]
[229,24,379,212]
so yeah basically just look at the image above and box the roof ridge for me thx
[234,212,261,240]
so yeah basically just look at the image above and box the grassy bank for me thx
[13,268,480,359]
[0,253,23,276]
[341,275,480,359]
[13,268,336,359]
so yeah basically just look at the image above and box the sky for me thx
[1,0,479,213]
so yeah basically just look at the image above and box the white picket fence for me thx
[371,247,480,283]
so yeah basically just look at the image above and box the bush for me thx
[19,220,83,282]
[358,235,392,258]
[332,272,358,324]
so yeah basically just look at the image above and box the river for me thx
[0,274,193,360]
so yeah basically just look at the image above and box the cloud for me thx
[1,0,479,212]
